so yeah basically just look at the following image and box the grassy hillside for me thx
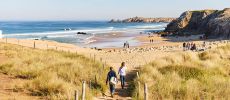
[134,45,230,100]
[0,43,108,99]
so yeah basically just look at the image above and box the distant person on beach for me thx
[123,42,126,48]
[203,41,206,49]
[191,43,197,51]
[123,41,130,48]
[125,41,129,48]
[186,42,191,50]
[118,62,127,89]
[106,67,117,98]
[183,42,186,51]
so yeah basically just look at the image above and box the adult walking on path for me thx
[118,62,127,89]
[106,67,117,98]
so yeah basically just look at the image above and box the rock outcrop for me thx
[165,8,230,39]
[109,17,175,23]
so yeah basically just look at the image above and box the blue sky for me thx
[0,0,229,21]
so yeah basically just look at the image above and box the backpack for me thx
[110,77,117,85]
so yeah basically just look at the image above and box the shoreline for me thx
[1,33,229,53]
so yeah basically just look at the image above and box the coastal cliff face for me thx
[165,8,230,38]
[109,17,175,23]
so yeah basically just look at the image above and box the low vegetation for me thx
[0,43,108,99]
[134,45,230,100]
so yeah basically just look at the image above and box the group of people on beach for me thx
[106,62,127,98]
[183,42,197,51]
[150,39,154,43]
[123,41,130,48]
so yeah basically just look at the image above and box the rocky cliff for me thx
[165,8,230,39]
[109,17,175,23]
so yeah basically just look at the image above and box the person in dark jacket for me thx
[183,42,186,51]
[106,67,117,98]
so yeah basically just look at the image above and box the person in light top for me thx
[118,62,127,89]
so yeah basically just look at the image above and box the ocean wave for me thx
[3,27,115,37]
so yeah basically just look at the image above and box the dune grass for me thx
[134,45,230,100]
[0,43,108,99]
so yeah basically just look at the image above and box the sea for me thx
[0,21,168,48]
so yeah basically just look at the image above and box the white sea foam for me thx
[0,30,2,38]
[4,27,115,37]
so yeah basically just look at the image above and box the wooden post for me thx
[136,72,139,79]
[100,58,102,62]
[95,75,97,84]
[144,83,148,100]
[46,44,48,49]
[75,90,78,100]
[82,81,86,100]
[33,41,35,49]
[18,39,19,45]
[137,81,140,100]
[56,46,57,50]
[5,37,7,43]
[89,80,92,89]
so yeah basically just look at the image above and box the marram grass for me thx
[0,43,108,99]
[133,45,230,100]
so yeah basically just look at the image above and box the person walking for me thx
[125,41,130,48]
[183,42,186,51]
[118,62,127,89]
[106,67,117,98]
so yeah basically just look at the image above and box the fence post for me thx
[89,80,92,89]
[136,72,140,100]
[5,37,7,43]
[144,83,148,100]
[33,41,36,49]
[18,39,19,45]
[137,81,140,100]
[75,90,78,100]
[95,75,97,84]
[82,81,86,100]
[136,72,139,79]
[47,44,48,49]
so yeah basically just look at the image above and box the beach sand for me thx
[1,34,229,72]
[0,35,229,99]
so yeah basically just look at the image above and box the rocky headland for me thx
[165,8,230,39]
[109,17,175,23]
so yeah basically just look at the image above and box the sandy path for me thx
[0,74,44,100]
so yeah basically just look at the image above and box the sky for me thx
[0,0,229,21]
